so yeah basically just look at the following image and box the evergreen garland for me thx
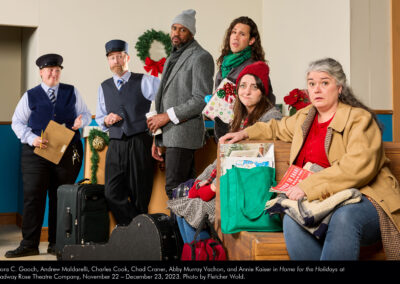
[135,29,171,63]
[88,129,109,184]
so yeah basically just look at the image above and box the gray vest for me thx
[102,73,150,139]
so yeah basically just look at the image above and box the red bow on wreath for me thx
[144,57,166,77]
[216,82,236,104]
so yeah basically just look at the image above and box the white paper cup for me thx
[146,111,162,135]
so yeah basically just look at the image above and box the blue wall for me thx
[377,114,393,142]
[0,125,23,214]
[0,114,395,226]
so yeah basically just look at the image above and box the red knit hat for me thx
[236,61,276,105]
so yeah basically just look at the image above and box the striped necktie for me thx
[48,88,56,105]
[117,79,124,90]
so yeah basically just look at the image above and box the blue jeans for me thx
[283,195,381,260]
[176,216,210,243]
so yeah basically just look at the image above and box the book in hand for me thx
[270,164,313,193]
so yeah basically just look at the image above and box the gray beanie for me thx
[172,9,196,36]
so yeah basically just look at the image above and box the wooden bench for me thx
[215,140,400,260]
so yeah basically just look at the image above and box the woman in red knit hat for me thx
[167,61,282,246]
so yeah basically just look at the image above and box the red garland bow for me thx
[144,57,166,77]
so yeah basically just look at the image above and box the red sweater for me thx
[295,114,334,168]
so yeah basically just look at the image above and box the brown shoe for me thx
[5,245,39,258]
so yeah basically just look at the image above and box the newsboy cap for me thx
[35,54,63,69]
[105,39,129,56]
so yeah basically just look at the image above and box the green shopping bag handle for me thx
[237,167,274,220]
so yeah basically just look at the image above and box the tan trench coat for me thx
[245,102,400,231]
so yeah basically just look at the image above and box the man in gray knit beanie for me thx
[171,9,196,36]
[147,8,214,202]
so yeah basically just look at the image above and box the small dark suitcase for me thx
[56,182,109,259]
[61,213,182,260]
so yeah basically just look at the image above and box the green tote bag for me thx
[220,166,282,234]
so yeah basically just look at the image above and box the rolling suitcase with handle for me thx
[55,181,109,259]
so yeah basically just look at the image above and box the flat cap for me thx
[105,39,128,56]
[36,53,63,69]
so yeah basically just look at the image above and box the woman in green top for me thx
[213,16,276,139]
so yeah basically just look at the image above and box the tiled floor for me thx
[0,225,56,261]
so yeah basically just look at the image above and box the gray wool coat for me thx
[155,40,214,150]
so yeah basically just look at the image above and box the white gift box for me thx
[202,78,236,124]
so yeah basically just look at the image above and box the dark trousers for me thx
[20,141,83,248]
[164,147,196,199]
[105,133,154,225]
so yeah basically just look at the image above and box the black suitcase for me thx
[61,213,182,260]
[56,183,110,259]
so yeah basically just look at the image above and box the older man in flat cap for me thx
[147,9,214,200]
[95,40,160,227]
[7,53,91,258]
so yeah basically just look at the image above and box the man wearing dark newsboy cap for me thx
[105,39,129,56]
[95,40,160,226]
[6,53,91,258]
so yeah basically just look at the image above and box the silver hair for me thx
[306,58,382,131]
[306,58,347,87]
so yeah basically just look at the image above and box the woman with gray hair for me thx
[220,58,400,260]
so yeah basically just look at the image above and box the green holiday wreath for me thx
[135,29,171,76]
[135,29,171,62]
[88,128,109,184]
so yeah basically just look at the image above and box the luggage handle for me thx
[64,207,73,237]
